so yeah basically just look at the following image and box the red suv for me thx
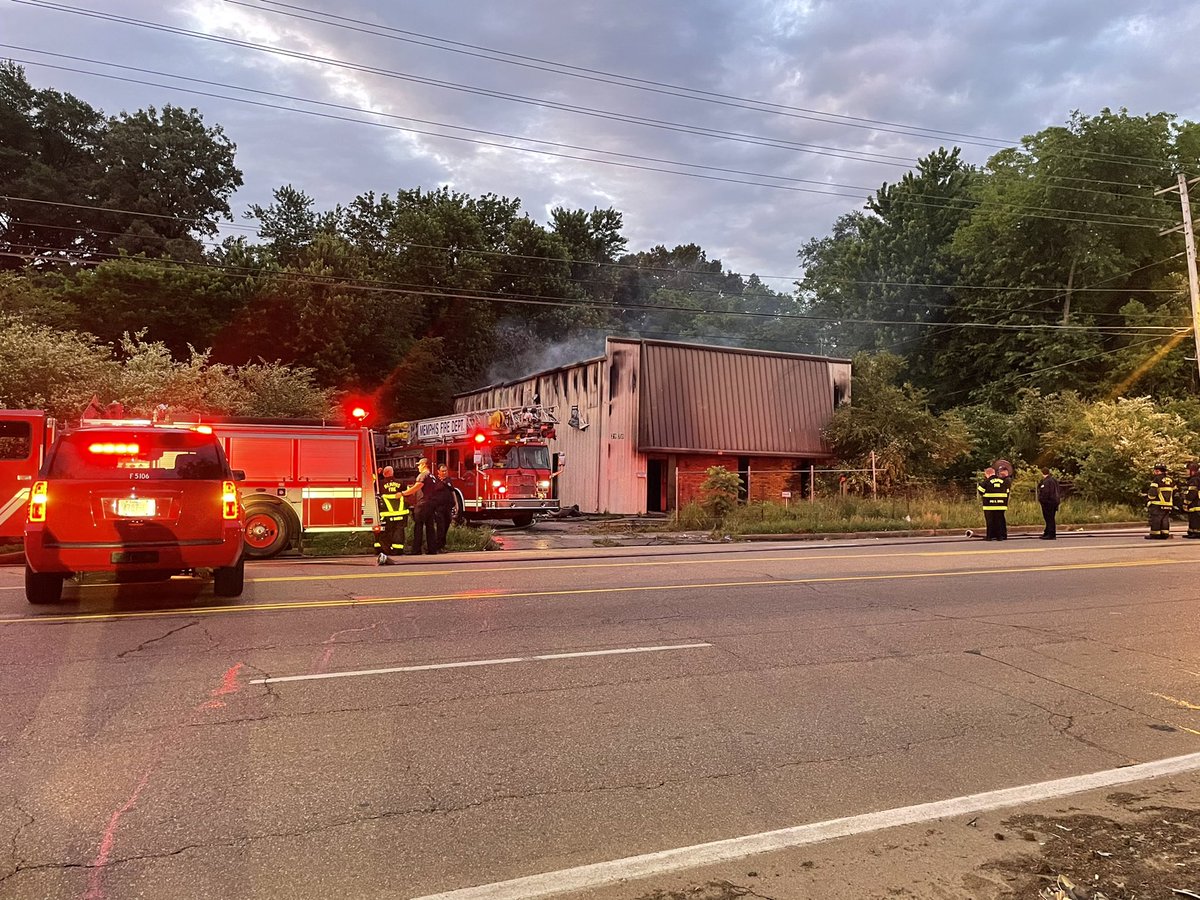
[23,425,245,604]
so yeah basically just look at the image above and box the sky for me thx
[5,0,1200,291]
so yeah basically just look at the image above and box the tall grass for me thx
[672,493,1143,535]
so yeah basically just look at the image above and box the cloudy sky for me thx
[5,0,1200,289]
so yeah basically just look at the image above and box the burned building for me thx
[454,337,851,515]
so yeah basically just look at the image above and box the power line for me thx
[2,236,1182,335]
[2,52,1175,232]
[14,1,1192,180]
[4,194,1187,306]
[230,0,1018,148]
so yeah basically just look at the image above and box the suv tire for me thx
[213,558,245,598]
[25,566,64,604]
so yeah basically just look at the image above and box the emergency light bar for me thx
[88,442,140,455]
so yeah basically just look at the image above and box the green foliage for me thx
[798,148,977,379]
[55,258,247,355]
[699,466,741,521]
[117,333,333,418]
[0,316,118,416]
[0,64,242,265]
[823,352,973,486]
[1042,396,1199,503]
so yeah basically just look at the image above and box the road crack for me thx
[115,620,198,658]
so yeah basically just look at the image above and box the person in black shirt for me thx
[428,463,456,553]
[402,458,436,555]
[1036,467,1060,540]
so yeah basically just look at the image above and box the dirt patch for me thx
[989,791,1200,898]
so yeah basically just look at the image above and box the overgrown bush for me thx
[699,466,741,522]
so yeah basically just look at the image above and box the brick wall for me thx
[674,455,811,507]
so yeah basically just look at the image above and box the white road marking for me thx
[410,750,1200,900]
[249,642,713,684]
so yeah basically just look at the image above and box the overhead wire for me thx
[12,1,1195,182]
[2,194,1188,311]
[231,0,1200,178]
[0,50,1176,231]
[1,236,1181,335]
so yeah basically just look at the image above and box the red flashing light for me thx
[89,442,139,455]
[221,481,239,520]
[473,431,487,444]
[351,406,368,422]
[28,481,48,523]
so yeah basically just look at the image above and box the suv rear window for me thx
[47,430,228,481]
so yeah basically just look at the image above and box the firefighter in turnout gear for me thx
[375,465,408,564]
[1183,461,1200,539]
[977,466,1010,541]
[1145,463,1175,540]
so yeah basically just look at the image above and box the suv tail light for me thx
[28,481,48,522]
[222,481,239,519]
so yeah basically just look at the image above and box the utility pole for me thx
[1157,173,1200,385]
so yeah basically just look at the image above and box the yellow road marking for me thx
[1151,692,1200,711]
[0,557,1184,625]
[245,541,1152,584]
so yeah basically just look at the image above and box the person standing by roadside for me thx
[996,465,1013,541]
[430,463,456,553]
[1182,461,1200,539]
[402,458,436,555]
[978,466,1010,541]
[1145,463,1175,540]
[374,465,407,564]
[1036,467,1060,540]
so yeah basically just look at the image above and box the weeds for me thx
[664,494,1142,536]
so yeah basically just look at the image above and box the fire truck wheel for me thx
[511,512,535,528]
[25,566,65,604]
[213,558,245,597]
[242,504,291,558]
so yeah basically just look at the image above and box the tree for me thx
[0,316,117,416]
[1041,396,1199,503]
[0,63,105,267]
[0,66,243,265]
[55,258,247,356]
[823,352,973,487]
[941,109,1194,403]
[797,148,977,386]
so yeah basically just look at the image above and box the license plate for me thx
[116,497,156,517]
[111,550,158,564]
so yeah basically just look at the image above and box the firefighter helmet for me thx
[1152,462,1167,472]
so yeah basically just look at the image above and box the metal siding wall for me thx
[453,367,605,512]
[600,340,645,514]
[638,342,842,456]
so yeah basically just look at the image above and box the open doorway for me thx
[647,457,666,512]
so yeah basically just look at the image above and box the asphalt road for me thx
[1,533,1199,899]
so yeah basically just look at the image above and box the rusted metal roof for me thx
[636,340,848,456]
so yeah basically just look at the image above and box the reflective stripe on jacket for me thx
[379,478,408,521]
[977,476,1009,511]
[1147,474,1175,508]
[1185,474,1200,512]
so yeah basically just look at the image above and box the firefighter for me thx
[1182,461,1200,539]
[1145,463,1175,540]
[375,465,407,564]
[977,466,1010,541]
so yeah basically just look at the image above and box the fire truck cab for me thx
[382,406,560,527]
[0,410,56,543]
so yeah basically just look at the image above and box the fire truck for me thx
[381,406,560,527]
[1,409,381,559]
[0,410,55,542]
